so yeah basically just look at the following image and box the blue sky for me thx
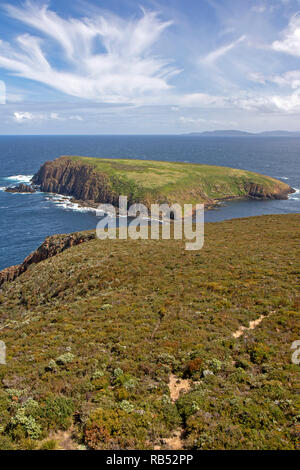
[1,0,300,134]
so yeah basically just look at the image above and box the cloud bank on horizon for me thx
[1,0,300,133]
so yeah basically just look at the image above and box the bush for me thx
[9,408,42,440]
[207,358,223,373]
[0,435,16,450]
[119,400,134,413]
[184,358,203,378]
[40,396,74,430]
[56,353,75,366]
[176,390,206,421]
[39,439,59,450]
[248,343,271,365]
[84,407,152,449]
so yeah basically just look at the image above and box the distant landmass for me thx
[186,130,300,137]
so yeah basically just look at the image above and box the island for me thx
[31,156,294,209]
[185,129,300,137]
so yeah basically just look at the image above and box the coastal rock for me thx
[5,183,36,193]
[0,231,96,287]
[32,157,120,206]
[243,182,294,200]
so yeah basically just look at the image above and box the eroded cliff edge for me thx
[0,231,95,287]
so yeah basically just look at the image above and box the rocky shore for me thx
[5,183,36,193]
[0,231,95,287]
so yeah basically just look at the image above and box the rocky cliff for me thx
[0,231,95,287]
[243,181,293,200]
[32,157,119,206]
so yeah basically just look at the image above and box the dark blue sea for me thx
[0,135,299,270]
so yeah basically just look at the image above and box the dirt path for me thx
[168,373,191,402]
[40,429,80,450]
[163,429,185,450]
[160,374,192,450]
[232,315,266,339]
[54,430,79,450]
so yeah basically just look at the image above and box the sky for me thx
[1,0,300,134]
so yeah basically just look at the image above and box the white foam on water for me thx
[4,175,33,183]
[289,188,300,200]
[47,193,97,214]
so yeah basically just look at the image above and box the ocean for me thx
[0,135,299,271]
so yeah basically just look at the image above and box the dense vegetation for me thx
[0,214,299,450]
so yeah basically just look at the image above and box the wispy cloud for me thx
[0,1,178,104]
[0,80,5,104]
[178,93,227,107]
[2,0,300,134]
[202,35,246,65]
[13,110,83,122]
[251,5,267,14]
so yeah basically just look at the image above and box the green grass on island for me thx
[0,214,299,450]
[37,156,292,207]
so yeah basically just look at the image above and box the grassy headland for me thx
[32,156,293,208]
[0,214,299,450]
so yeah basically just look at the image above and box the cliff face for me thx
[32,157,119,206]
[242,181,293,200]
[0,231,95,287]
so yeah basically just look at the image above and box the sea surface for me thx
[0,135,299,270]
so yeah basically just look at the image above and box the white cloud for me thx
[269,70,300,88]
[69,115,84,121]
[233,89,300,113]
[248,72,267,84]
[179,116,206,123]
[179,93,227,107]
[270,90,300,111]
[50,113,61,120]
[0,80,5,104]
[0,1,178,104]
[272,13,300,56]
[202,35,246,65]
[249,69,300,90]
[178,116,238,127]
[12,111,83,122]
[13,111,34,122]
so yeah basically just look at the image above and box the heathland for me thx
[0,214,299,450]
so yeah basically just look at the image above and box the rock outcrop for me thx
[0,231,95,287]
[243,182,294,200]
[5,184,36,193]
[32,157,119,206]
